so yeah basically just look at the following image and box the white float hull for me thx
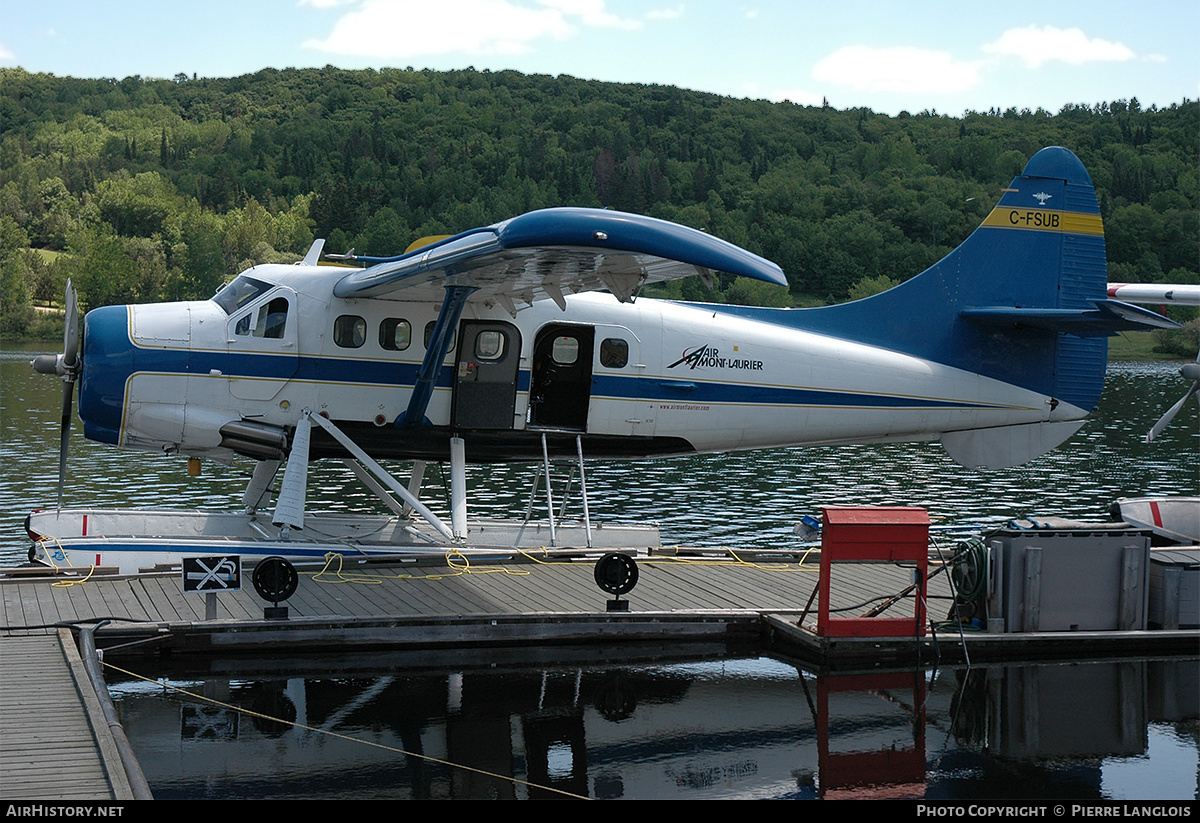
[26,508,659,575]
[1111,497,1200,545]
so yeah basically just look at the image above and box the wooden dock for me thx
[3,550,827,650]
[0,630,134,800]
[3,549,1195,666]
[2,548,1195,800]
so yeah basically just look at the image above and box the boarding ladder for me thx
[524,432,593,548]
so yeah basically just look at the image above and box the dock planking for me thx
[2,549,1195,666]
[2,551,939,648]
[2,545,1196,804]
[0,631,134,800]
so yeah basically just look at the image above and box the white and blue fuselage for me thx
[80,283,1078,468]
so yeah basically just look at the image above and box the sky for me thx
[0,0,1197,116]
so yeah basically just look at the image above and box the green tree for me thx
[0,216,34,334]
[66,224,139,309]
[848,275,901,300]
[171,203,226,299]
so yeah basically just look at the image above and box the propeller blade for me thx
[1146,381,1199,443]
[35,280,82,510]
[57,377,75,509]
[63,279,79,368]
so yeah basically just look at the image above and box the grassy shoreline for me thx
[1107,331,1195,361]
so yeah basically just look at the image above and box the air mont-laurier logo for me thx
[668,344,764,371]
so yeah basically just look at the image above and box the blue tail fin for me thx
[722,146,1170,413]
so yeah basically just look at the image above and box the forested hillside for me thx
[1,66,1196,339]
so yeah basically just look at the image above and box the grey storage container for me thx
[985,527,1152,633]
[1148,548,1199,629]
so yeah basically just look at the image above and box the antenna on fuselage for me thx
[300,239,326,266]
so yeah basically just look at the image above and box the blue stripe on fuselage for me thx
[127,347,1003,410]
[590,374,1015,411]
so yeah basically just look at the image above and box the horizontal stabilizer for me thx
[941,420,1085,469]
[960,299,1180,335]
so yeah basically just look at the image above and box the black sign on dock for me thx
[182,556,242,592]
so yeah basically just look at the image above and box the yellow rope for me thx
[304,548,533,585]
[511,545,820,572]
[299,544,820,589]
[101,661,590,800]
[35,537,99,587]
[639,545,821,572]
[307,552,384,584]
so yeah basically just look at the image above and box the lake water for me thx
[2,343,1197,800]
[102,653,1198,801]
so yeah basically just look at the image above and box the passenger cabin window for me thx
[234,296,289,339]
[600,338,629,368]
[380,318,411,351]
[550,335,579,365]
[423,321,455,352]
[334,315,366,348]
[475,330,505,361]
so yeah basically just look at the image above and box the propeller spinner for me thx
[30,280,80,508]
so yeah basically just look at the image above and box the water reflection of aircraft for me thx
[107,656,1197,799]
[28,147,1183,567]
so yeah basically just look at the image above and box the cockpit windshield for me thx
[212,276,272,315]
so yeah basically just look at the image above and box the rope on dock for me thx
[296,544,823,593]
[640,546,823,571]
[29,536,103,587]
[307,549,535,584]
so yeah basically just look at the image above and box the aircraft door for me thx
[529,324,595,431]
[588,325,653,437]
[452,321,521,429]
[226,287,299,400]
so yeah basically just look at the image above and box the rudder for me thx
[719,146,1117,413]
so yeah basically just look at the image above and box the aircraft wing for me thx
[332,207,786,310]
[1106,283,1200,306]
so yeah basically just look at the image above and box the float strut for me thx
[450,437,467,540]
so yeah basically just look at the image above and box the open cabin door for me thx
[529,323,595,431]
[452,320,521,429]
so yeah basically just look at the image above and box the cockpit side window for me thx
[258,297,289,338]
[213,276,272,315]
[234,296,290,339]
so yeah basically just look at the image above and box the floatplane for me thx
[25,147,1193,573]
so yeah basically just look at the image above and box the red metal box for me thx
[817,506,930,637]
[820,506,930,562]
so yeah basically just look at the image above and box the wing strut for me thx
[276,409,456,541]
[396,285,477,428]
